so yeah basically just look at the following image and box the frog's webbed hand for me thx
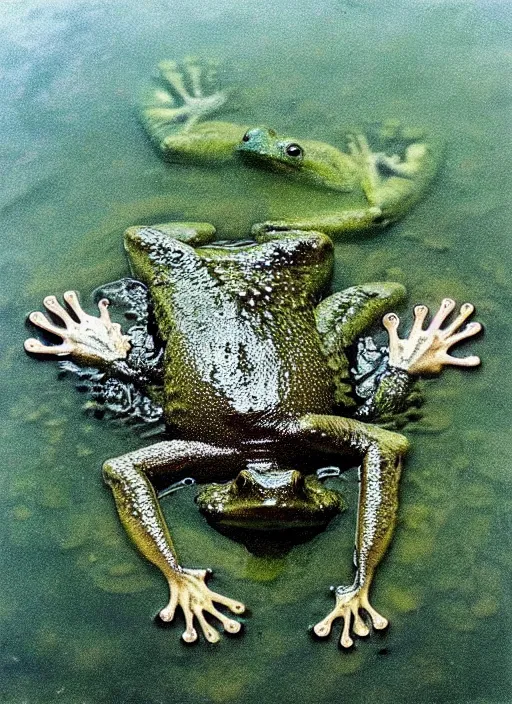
[141,57,228,148]
[291,414,409,648]
[383,298,482,375]
[25,291,131,368]
[102,440,245,643]
[353,299,481,423]
[348,132,439,222]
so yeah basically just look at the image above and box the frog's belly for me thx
[162,326,332,438]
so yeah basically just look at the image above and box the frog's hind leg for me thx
[348,130,441,223]
[141,57,228,149]
[290,414,409,648]
[102,440,245,643]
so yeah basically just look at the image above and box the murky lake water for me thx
[1,1,511,702]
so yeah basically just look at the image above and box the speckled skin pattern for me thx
[24,222,482,647]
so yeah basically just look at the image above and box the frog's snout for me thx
[233,468,306,499]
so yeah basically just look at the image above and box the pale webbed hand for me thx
[382,298,482,375]
[24,290,131,367]
[161,568,245,644]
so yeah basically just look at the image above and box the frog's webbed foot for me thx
[142,57,227,139]
[374,143,428,178]
[383,298,482,375]
[314,585,387,649]
[25,291,131,368]
[161,567,245,644]
[348,130,438,218]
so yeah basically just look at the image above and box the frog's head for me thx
[237,127,353,192]
[196,464,343,531]
[237,127,305,172]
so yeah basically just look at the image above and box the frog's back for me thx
[154,246,334,440]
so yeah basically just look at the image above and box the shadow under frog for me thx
[25,223,482,649]
[140,58,440,238]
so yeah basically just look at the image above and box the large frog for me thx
[24,224,482,648]
[141,58,439,237]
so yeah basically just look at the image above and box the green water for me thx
[1,1,511,702]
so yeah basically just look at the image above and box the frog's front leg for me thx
[141,58,242,161]
[102,441,245,643]
[291,415,409,648]
[355,298,482,422]
[349,133,440,223]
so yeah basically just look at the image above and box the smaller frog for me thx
[25,224,482,649]
[141,58,439,237]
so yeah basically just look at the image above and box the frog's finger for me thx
[411,304,428,336]
[204,603,242,634]
[28,311,66,338]
[339,608,354,648]
[313,610,337,638]
[382,312,401,358]
[184,56,203,97]
[191,604,221,643]
[180,593,198,643]
[427,298,455,332]
[158,60,190,102]
[441,353,481,368]
[440,302,475,337]
[207,591,245,614]
[96,298,113,325]
[24,338,72,356]
[43,295,75,326]
[159,584,179,623]
[360,593,388,630]
[352,610,370,637]
[445,321,482,347]
[63,291,88,322]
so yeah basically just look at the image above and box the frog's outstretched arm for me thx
[355,298,482,422]
[140,58,243,162]
[102,441,245,643]
[292,414,409,648]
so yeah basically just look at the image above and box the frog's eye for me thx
[242,131,251,142]
[285,143,303,158]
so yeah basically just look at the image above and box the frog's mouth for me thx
[196,468,343,531]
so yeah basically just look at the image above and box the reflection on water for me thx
[1,1,511,702]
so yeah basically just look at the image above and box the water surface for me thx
[1,1,511,702]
